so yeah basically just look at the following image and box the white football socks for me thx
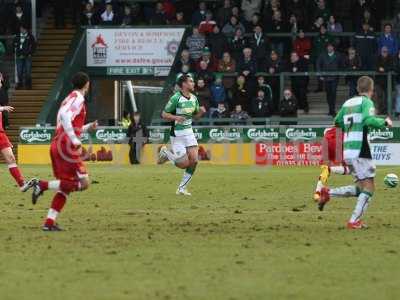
[350,191,372,223]
[330,166,350,175]
[329,185,359,197]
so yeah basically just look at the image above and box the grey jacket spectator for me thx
[316,47,344,81]
[230,104,250,124]
[222,16,246,38]
[186,27,206,60]
[241,0,262,22]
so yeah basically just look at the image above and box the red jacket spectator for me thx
[162,0,176,20]
[293,31,312,59]
[199,11,216,34]
[196,48,218,72]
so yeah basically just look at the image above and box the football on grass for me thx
[384,173,399,188]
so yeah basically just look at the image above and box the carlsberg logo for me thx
[20,130,52,143]
[209,129,241,141]
[96,130,126,142]
[247,128,278,141]
[369,128,394,141]
[149,130,165,142]
[286,128,317,140]
[194,130,203,140]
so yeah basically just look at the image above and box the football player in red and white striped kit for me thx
[30,72,97,231]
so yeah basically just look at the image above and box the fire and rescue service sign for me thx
[86,28,185,67]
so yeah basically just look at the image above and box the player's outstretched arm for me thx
[161,111,185,123]
[362,101,387,129]
[0,106,14,112]
[83,120,98,132]
[193,106,207,120]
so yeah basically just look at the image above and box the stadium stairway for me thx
[7,16,76,152]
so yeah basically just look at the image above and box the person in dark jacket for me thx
[280,89,298,118]
[353,23,376,71]
[247,25,269,67]
[265,50,284,112]
[375,46,394,114]
[344,47,362,97]
[316,43,344,116]
[287,51,309,113]
[231,75,250,111]
[80,2,97,26]
[195,78,212,112]
[9,3,30,34]
[0,72,10,129]
[251,89,273,118]
[14,25,36,89]
[127,112,148,164]
[237,47,257,77]
[228,28,247,63]
[207,25,228,60]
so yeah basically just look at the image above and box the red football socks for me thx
[8,164,24,187]
[45,192,67,226]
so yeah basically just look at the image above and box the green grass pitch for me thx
[1,164,400,300]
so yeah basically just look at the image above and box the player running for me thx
[0,105,34,191]
[157,74,206,195]
[30,72,97,231]
[313,127,351,201]
[317,76,393,229]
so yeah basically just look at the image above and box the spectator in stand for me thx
[237,47,257,77]
[195,78,212,113]
[287,51,309,113]
[9,3,30,34]
[375,46,394,114]
[316,43,344,116]
[186,27,206,60]
[151,2,167,25]
[230,104,250,124]
[211,103,230,122]
[218,52,236,90]
[131,3,145,25]
[287,0,306,27]
[217,0,233,27]
[268,10,287,56]
[222,15,246,38]
[377,24,399,56]
[14,25,36,90]
[293,30,311,60]
[207,25,228,60]
[288,14,301,36]
[127,112,147,165]
[100,3,118,25]
[241,0,262,23]
[246,13,262,32]
[230,6,242,22]
[327,15,343,48]
[210,75,226,108]
[310,16,324,32]
[262,0,281,25]
[199,11,217,35]
[0,72,10,129]
[231,75,250,111]
[313,0,330,22]
[265,50,284,112]
[197,60,214,85]
[313,25,333,92]
[161,0,176,21]
[218,51,236,73]
[196,47,218,72]
[170,11,185,25]
[355,9,377,32]
[280,89,298,118]
[255,76,273,101]
[121,5,134,26]
[191,1,207,26]
[344,47,362,97]
[392,12,400,37]
[394,50,400,118]
[248,25,270,67]
[352,0,370,30]
[251,89,273,118]
[228,28,247,62]
[353,22,377,70]
[80,2,97,26]
[174,49,195,73]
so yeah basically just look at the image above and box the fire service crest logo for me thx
[91,34,108,64]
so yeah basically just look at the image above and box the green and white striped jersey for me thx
[164,91,200,137]
[334,95,386,160]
